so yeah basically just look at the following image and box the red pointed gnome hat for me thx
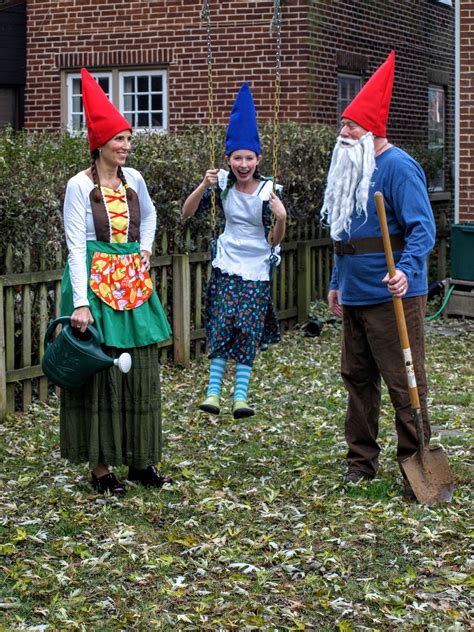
[81,68,132,151]
[341,50,395,137]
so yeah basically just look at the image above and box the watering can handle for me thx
[44,316,101,349]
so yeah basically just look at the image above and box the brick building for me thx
[1,0,455,201]
[458,0,474,223]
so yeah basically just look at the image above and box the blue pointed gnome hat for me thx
[225,82,261,156]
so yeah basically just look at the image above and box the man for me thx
[321,51,436,493]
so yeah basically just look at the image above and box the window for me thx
[120,71,167,129]
[65,69,168,133]
[0,87,18,129]
[436,0,452,6]
[337,74,362,120]
[67,73,111,132]
[428,85,445,192]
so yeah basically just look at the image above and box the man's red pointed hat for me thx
[81,68,132,151]
[341,50,395,137]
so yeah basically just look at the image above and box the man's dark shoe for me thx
[344,470,373,483]
[128,465,173,488]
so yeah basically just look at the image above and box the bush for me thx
[0,124,441,270]
[0,124,336,268]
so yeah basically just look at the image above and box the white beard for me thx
[320,132,376,240]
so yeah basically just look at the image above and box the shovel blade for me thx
[401,446,455,505]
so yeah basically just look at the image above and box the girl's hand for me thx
[70,306,94,333]
[269,191,287,222]
[203,168,219,188]
[141,249,151,272]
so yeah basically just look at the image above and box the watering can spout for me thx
[114,353,132,374]
[42,317,133,389]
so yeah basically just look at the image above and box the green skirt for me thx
[60,343,162,469]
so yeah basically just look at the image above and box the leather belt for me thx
[334,234,405,255]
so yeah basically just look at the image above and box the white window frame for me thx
[119,69,168,132]
[65,68,168,134]
[66,72,112,133]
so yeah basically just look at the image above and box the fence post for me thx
[297,241,312,322]
[0,279,6,421]
[172,253,190,366]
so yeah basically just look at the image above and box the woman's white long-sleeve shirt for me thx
[63,167,157,308]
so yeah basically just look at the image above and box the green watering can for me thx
[42,316,132,389]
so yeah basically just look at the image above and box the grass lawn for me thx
[0,308,472,630]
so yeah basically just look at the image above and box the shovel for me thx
[374,191,455,505]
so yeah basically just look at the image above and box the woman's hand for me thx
[141,249,151,272]
[383,269,408,298]
[70,306,94,333]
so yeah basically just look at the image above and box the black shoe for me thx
[91,471,126,496]
[344,470,373,483]
[128,465,173,488]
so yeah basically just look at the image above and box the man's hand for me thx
[328,289,343,317]
[383,269,408,298]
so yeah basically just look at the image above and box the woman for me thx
[183,83,286,419]
[60,68,172,495]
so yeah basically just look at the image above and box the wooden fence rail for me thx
[0,220,333,418]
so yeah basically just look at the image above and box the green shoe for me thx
[199,395,220,415]
[232,399,255,419]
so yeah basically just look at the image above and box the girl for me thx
[183,83,287,419]
[60,68,172,495]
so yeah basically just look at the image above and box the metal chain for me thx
[270,0,282,243]
[201,0,217,235]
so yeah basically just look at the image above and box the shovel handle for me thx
[374,192,423,421]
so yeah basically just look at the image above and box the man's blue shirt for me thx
[330,146,436,305]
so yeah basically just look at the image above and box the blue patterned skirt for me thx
[205,267,280,367]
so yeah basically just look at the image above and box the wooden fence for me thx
[0,220,332,418]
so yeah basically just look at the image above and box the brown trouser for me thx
[341,296,431,478]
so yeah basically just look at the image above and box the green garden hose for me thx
[425,285,455,321]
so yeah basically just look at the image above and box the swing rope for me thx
[201,0,218,241]
[201,0,282,257]
[269,0,282,252]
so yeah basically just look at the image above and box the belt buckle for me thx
[346,242,356,254]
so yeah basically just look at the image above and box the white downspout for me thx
[455,0,460,224]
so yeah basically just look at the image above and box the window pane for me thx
[124,95,134,112]
[72,78,81,95]
[137,76,148,92]
[97,77,110,96]
[124,76,134,93]
[151,112,163,127]
[137,94,148,111]
[72,113,82,130]
[151,94,162,111]
[151,76,162,92]
[138,112,149,127]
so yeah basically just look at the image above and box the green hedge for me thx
[0,124,335,265]
[0,124,440,267]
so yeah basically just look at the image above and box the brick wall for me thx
[25,0,453,186]
[459,1,474,223]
